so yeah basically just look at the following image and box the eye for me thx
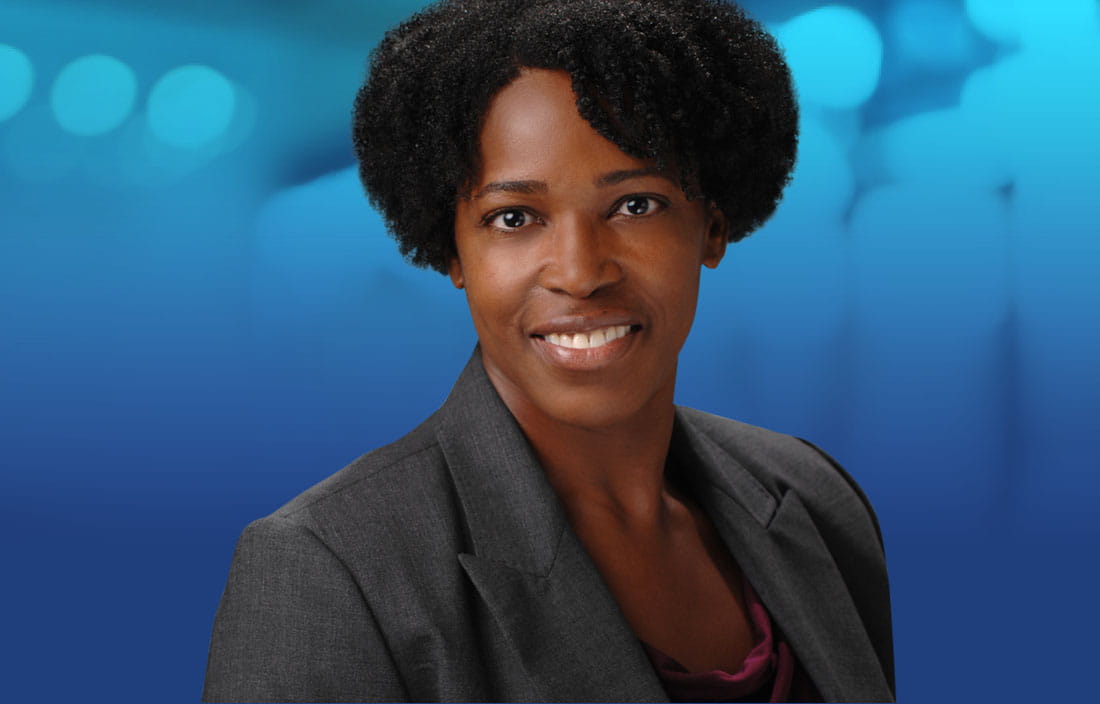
[615,195,664,217]
[485,208,534,230]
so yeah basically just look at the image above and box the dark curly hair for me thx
[353,0,798,274]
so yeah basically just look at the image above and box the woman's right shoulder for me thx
[276,414,440,510]
[204,425,443,704]
[252,408,467,560]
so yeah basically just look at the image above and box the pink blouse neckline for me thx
[639,580,800,702]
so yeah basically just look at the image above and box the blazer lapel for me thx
[436,350,666,702]
[670,411,894,702]
[434,349,891,701]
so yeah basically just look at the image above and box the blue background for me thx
[2,1,1098,701]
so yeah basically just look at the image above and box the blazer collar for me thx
[435,348,667,701]
[435,348,891,702]
[669,414,894,702]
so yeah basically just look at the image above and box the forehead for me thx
[473,68,650,184]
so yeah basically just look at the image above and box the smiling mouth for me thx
[532,324,642,350]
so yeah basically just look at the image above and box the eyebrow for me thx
[471,166,671,200]
[471,180,547,200]
[596,166,669,186]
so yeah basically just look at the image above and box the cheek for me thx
[460,254,528,333]
[647,260,703,336]
[641,237,703,297]
[669,277,702,328]
[465,255,515,298]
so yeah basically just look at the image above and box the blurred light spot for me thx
[211,82,258,155]
[147,65,236,148]
[890,0,977,70]
[968,1,1097,48]
[964,0,1020,44]
[770,116,852,232]
[1015,0,1099,50]
[879,108,1008,189]
[958,62,1015,159]
[960,47,1100,173]
[50,54,136,136]
[257,168,383,241]
[777,6,882,109]
[814,105,862,148]
[0,44,33,123]
[255,167,427,283]
[88,116,211,189]
[849,183,1010,331]
[250,167,468,362]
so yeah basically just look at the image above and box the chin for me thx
[533,385,664,432]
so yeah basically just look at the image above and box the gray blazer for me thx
[203,350,894,702]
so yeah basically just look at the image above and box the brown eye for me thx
[489,209,528,229]
[616,196,664,217]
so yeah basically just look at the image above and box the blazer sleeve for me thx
[202,515,409,703]
[797,437,895,697]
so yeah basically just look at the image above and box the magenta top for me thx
[639,580,821,702]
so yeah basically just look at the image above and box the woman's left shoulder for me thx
[675,406,895,696]
[674,406,885,551]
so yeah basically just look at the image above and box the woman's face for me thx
[451,69,727,430]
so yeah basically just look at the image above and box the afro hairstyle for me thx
[352,0,798,274]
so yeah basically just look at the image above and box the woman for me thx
[203,1,894,701]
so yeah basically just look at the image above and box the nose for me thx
[538,214,623,298]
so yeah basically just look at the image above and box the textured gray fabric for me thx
[203,349,894,702]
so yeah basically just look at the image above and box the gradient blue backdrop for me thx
[2,1,1098,701]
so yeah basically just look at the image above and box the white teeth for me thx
[542,325,632,350]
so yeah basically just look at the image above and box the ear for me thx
[701,203,729,269]
[447,254,465,289]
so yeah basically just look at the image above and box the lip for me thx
[528,316,643,372]
[528,312,643,337]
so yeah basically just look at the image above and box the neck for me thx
[499,381,678,525]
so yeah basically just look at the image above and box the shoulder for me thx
[232,408,472,606]
[277,412,441,513]
[677,407,875,510]
[676,406,894,692]
[677,406,841,486]
[676,405,884,550]
[260,409,459,545]
[205,410,468,700]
